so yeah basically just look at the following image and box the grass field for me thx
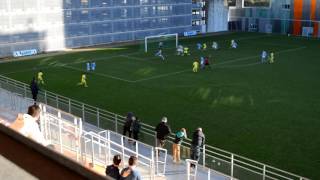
[0,32,319,179]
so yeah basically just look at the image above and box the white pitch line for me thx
[120,54,160,62]
[0,51,141,76]
[63,65,135,83]
[132,46,307,83]
[214,46,307,67]
[218,62,262,69]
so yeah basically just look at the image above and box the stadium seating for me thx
[0,87,232,180]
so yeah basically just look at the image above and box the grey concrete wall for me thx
[207,0,229,32]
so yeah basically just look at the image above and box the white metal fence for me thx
[40,104,158,179]
[0,74,310,180]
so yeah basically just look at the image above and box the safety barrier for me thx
[0,75,310,180]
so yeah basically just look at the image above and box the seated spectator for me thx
[10,104,48,146]
[120,156,141,180]
[106,155,122,180]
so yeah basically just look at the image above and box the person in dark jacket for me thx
[190,127,205,164]
[131,116,141,141]
[155,117,171,148]
[106,155,122,180]
[123,112,134,138]
[30,77,39,103]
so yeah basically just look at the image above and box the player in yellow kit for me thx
[269,52,274,64]
[183,47,190,56]
[77,73,88,87]
[37,70,45,85]
[193,61,199,73]
[202,43,207,50]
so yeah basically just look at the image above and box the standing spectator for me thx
[30,77,39,103]
[190,127,205,167]
[123,112,134,138]
[172,128,187,163]
[120,156,141,180]
[131,116,141,141]
[106,155,122,180]
[155,117,171,148]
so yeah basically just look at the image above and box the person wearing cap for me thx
[173,128,187,163]
[155,117,171,148]
[190,127,205,166]
[106,155,122,179]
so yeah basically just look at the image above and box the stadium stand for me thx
[0,85,232,180]
[0,74,310,180]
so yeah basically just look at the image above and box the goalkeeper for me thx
[77,73,88,87]
[155,49,165,61]
[37,70,45,85]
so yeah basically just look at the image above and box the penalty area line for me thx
[62,65,135,83]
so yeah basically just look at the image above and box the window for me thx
[243,0,271,8]
[282,4,290,9]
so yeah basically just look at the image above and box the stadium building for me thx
[0,0,319,180]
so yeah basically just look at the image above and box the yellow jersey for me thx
[81,74,86,81]
[38,72,43,79]
[193,61,199,67]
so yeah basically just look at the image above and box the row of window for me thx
[0,26,192,56]
[0,16,191,43]
[0,0,191,11]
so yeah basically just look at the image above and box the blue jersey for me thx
[86,63,91,71]
[91,62,96,71]
[200,57,205,65]
[197,43,202,50]
[261,51,267,58]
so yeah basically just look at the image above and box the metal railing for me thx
[0,74,310,180]
[40,104,156,179]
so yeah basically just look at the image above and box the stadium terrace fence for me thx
[0,75,310,180]
[40,104,157,179]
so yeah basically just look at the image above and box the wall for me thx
[0,0,193,58]
[228,0,320,37]
[207,0,229,32]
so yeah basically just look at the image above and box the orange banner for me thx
[293,0,303,35]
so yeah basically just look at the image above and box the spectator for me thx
[155,117,171,148]
[190,127,205,167]
[131,116,141,141]
[120,156,141,180]
[106,155,122,180]
[30,77,39,103]
[172,128,187,163]
[10,104,48,146]
[123,112,134,138]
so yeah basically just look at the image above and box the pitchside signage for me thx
[13,49,38,57]
[184,31,197,37]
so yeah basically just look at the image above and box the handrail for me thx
[0,74,310,180]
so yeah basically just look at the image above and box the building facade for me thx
[228,0,320,37]
[0,0,198,57]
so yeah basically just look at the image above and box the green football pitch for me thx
[0,32,319,178]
